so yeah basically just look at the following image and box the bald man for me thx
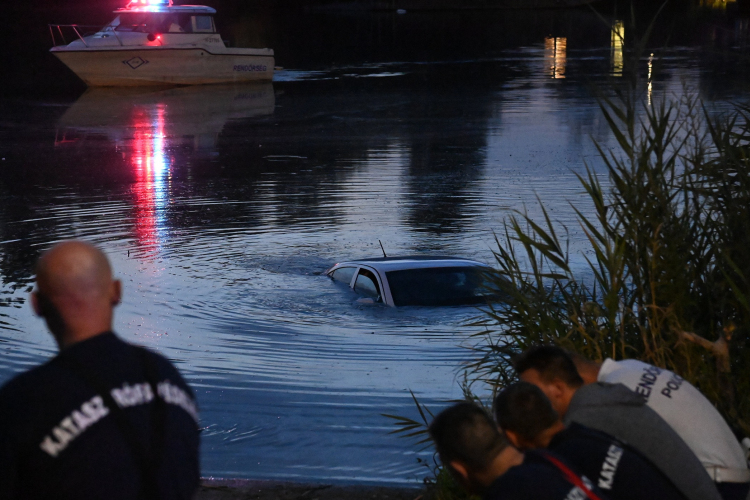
[0,241,200,500]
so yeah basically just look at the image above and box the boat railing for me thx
[48,24,124,47]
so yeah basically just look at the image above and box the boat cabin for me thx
[110,1,218,35]
[48,0,274,85]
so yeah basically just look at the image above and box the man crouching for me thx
[428,402,608,500]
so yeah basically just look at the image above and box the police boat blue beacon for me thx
[49,0,274,86]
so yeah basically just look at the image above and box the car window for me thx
[385,266,506,307]
[354,269,381,299]
[330,266,356,286]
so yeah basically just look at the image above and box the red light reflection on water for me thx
[130,104,171,253]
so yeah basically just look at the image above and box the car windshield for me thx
[386,266,506,307]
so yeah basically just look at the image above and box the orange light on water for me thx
[544,37,567,79]
[611,21,625,77]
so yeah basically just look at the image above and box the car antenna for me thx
[379,240,387,258]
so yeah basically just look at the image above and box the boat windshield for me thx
[112,13,202,33]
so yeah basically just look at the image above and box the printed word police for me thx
[39,379,197,458]
[634,365,684,400]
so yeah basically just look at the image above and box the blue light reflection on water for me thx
[152,105,170,248]
[130,104,171,255]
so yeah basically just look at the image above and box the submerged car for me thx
[325,256,508,307]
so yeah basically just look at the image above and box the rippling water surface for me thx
[1,4,749,485]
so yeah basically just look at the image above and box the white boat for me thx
[49,0,274,86]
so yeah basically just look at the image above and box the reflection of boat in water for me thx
[56,83,275,150]
[49,0,273,86]
[55,83,274,250]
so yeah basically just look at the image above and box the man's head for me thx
[569,352,602,385]
[494,381,564,449]
[429,402,521,495]
[32,241,121,349]
[513,345,583,417]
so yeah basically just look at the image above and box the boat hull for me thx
[51,47,274,86]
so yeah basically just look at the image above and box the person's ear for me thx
[111,279,122,306]
[31,291,41,316]
[547,379,566,403]
[546,379,574,416]
[448,460,474,493]
[504,429,524,449]
[449,460,470,483]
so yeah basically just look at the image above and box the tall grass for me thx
[397,89,750,496]
[387,11,750,495]
[471,86,750,435]
[461,2,750,434]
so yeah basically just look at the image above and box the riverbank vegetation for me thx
[472,87,750,435]
[389,12,750,497]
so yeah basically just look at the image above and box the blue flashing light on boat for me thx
[126,0,172,8]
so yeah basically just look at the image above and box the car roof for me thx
[332,256,491,272]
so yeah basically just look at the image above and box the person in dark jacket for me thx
[494,381,687,500]
[429,402,608,500]
[514,345,721,500]
[573,354,750,500]
[0,240,200,500]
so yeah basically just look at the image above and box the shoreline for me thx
[197,478,425,500]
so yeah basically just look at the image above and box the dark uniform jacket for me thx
[0,332,200,500]
[484,449,609,500]
[549,422,687,500]
[565,382,721,500]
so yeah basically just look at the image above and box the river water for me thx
[0,2,748,486]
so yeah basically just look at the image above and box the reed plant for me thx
[471,88,750,435]
[387,10,750,495]
[394,90,750,493]
[466,3,749,436]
